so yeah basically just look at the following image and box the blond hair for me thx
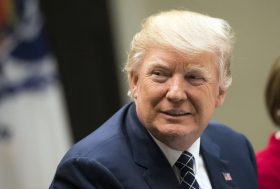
[124,9,234,96]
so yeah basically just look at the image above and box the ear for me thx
[215,88,227,107]
[129,71,139,99]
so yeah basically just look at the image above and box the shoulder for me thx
[203,121,255,159]
[51,103,146,188]
[51,104,135,188]
[60,103,133,165]
[256,134,280,182]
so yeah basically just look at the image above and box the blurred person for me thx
[257,57,280,189]
[50,9,258,189]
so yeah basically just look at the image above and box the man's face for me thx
[130,48,226,150]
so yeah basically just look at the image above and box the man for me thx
[50,10,258,189]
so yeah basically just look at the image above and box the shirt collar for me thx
[150,133,201,167]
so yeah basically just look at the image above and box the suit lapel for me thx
[142,155,179,189]
[201,133,237,189]
[125,103,179,189]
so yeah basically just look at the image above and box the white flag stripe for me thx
[0,76,72,188]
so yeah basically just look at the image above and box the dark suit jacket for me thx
[50,103,258,189]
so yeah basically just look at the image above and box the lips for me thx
[163,110,191,116]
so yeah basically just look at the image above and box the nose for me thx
[166,77,187,102]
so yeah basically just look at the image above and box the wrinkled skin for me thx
[130,48,226,150]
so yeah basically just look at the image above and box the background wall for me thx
[42,0,122,142]
[108,0,280,151]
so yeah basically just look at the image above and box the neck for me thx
[275,130,280,140]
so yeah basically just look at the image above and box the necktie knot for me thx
[175,151,200,189]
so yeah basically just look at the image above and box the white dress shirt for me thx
[151,135,212,189]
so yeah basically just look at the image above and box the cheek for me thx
[138,80,166,100]
[190,87,218,113]
[204,84,220,101]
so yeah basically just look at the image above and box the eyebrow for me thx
[185,65,212,79]
[145,58,170,70]
[145,58,213,79]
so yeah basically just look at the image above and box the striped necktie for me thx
[175,151,200,189]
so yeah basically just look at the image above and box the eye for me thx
[151,70,169,82]
[186,74,206,86]
[153,70,163,76]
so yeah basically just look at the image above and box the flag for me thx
[0,0,72,188]
[222,172,233,182]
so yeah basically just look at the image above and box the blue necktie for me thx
[175,151,200,189]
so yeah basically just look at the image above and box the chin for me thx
[154,124,196,138]
[153,124,200,149]
[161,134,196,151]
[163,123,196,135]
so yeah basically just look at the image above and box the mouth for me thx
[162,110,192,117]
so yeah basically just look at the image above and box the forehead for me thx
[142,48,218,70]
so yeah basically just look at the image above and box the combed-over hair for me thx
[124,9,235,96]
